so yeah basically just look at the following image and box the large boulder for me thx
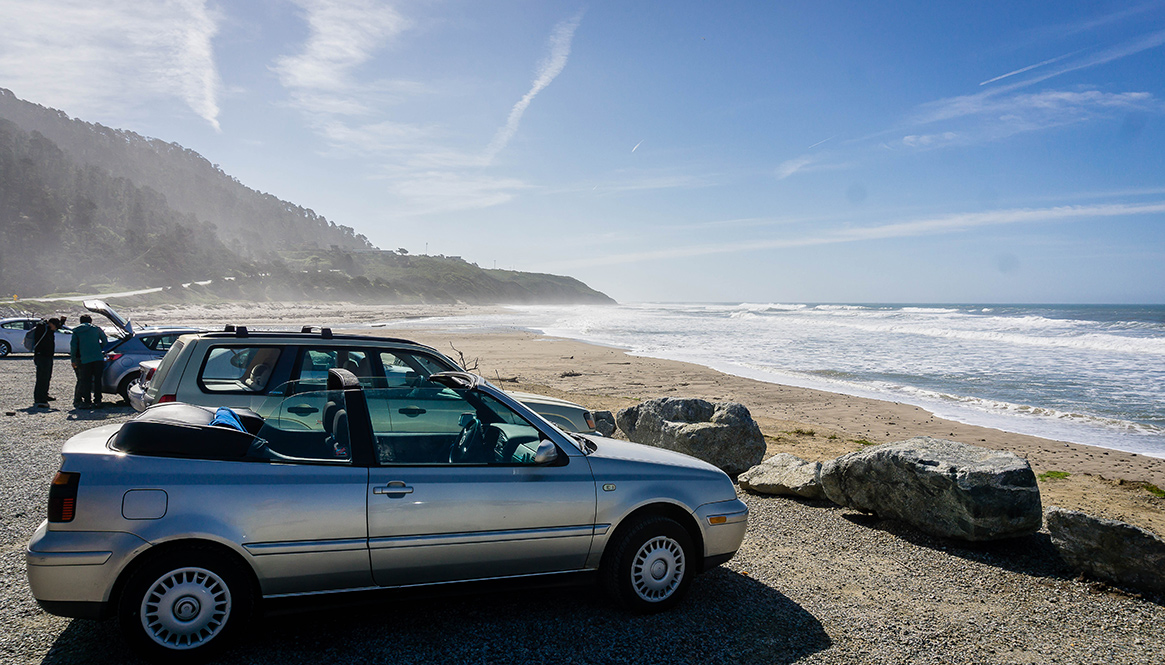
[592,410,616,437]
[616,398,765,476]
[1045,507,1165,593]
[819,437,1042,541]
[739,453,824,499]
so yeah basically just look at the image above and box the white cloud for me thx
[546,201,1165,269]
[272,0,412,117]
[484,12,583,162]
[387,172,531,215]
[0,0,222,129]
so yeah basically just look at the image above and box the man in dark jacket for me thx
[32,317,62,408]
[70,314,108,408]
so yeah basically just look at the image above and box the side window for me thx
[297,348,374,388]
[146,334,180,352]
[367,386,546,466]
[378,351,456,387]
[254,390,352,463]
[379,352,424,387]
[0,321,24,330]
[199,346,282,393]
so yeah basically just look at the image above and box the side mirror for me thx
[534,439,559,464]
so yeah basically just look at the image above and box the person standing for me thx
[32,317,61,408]
[70,314,108,408]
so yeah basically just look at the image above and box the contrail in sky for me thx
[807,135,835,149]
[484,12,583,162]
[631,140,644,152]
[979,52,1077,85]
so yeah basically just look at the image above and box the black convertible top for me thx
[109,403,264,460]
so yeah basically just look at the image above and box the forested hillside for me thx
[0,88,370,255]
[0,89,614,304]
[0,118,247,295]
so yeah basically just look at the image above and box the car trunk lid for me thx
[83,299,134,339]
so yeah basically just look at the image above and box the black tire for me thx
[118,372,140,402]
[0,340,10,357]
[118,547,253,662]
[601,516,694,613]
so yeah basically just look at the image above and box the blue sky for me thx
[2,1,1164,303]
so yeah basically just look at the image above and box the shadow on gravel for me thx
[841,511,1089,580]
[40,569,830,665]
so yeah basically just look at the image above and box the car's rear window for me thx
[198,346,283,393]
[144,339,185,401]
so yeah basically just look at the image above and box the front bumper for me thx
[694,498,749,565]
[26,521,150,618]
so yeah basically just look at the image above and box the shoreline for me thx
[84,301,1160,537]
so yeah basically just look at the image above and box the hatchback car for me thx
[27,368,748,661]
[81,300,204,400]
[140,326,599,433]
[0,317,72,356]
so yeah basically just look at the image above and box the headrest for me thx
[328,367,360,391]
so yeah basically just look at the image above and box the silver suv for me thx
[142,326,599,433]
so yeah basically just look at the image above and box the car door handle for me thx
[287,404,319,415]
[374,482,414,495]
[398,407,426,417]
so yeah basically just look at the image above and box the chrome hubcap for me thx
[140,567,231,650]
[631,535,685,602]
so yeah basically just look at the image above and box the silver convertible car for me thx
[27,368,748,661]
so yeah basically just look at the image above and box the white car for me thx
[0,317,72,356]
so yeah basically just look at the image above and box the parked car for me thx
[0,317,72,356]
[125,359,162,412]
[81,300,205,400]
[27,368,748,660]
[137,326,600,433]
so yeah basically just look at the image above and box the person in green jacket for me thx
[70,314,108,408]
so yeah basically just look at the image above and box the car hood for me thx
[506,390,588,409]
[582,435,722,473]
[83,299,133,338]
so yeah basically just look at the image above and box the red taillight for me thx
[48,471,79,522]
[158,394,176,403]
[584,411,596,430]
[105,353,123,363]
[144,368,156,382]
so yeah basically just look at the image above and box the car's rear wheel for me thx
[118,547,253,662]
[117,372,139,402]
[601,516,694,613]
[0,340,10,357]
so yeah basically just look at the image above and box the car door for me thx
[365,386,597,586]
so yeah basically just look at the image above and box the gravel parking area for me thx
[2,355,1163,664]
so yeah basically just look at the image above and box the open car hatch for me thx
[83,299,134,338]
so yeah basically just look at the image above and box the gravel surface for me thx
[2,355,1163,664]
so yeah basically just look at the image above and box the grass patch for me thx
[853,439,875,447]
[1119,480,1165,499]
[790,428,816,437]
[827,434,839,440]
[1037,470,1072,481]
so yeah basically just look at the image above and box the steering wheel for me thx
[449,414,485,463]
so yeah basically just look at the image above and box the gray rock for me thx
[615,397,765,476]
[819,437,1042,541]
[1046,507,1165,593]
[592,410,616,437]
[739,453,824,499]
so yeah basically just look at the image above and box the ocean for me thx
[376,303,1165,459]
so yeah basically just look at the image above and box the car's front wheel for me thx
[118,547,253,661]
[602,516,694,613]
